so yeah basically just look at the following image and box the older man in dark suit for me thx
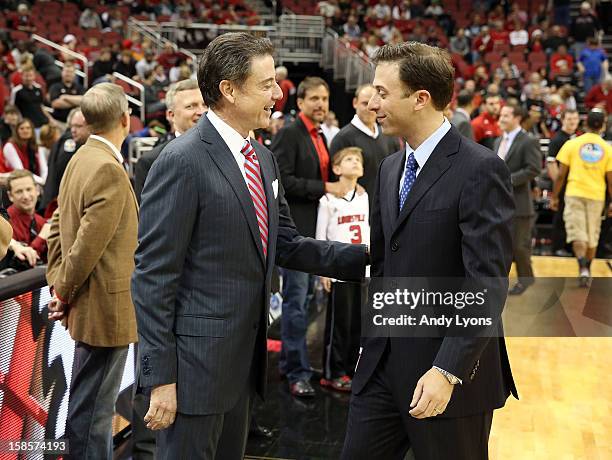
[342,42,517,460]
[132,33,368,459]
[495,102,542,295]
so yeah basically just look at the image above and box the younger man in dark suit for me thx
[342,41,517,460]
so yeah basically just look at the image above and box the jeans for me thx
[65,343,128,460]
[279,269,313,384]
[583,75,601,94]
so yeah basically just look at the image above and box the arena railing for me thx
[127,18,197,63]
[32,34,89,88]
[112,72,146,124]
[272,15,325,64]
[128,136,158,178]
[323,29,375,92]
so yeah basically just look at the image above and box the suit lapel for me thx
[197,116,266,267]
[391,128,459,237]
[297,117,322,173]
[386,150,405,224]
[503,130,524,163]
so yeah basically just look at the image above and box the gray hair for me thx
[81,83,128,134]
[66,107,83,125]
[275,66,288,80]
[165,79,199,111]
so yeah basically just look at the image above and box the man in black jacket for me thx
[330,84,400,210]
[270,77,351,397]
[133,79,206,203]
[41,108,90,215]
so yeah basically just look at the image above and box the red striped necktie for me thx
[241,140,269,257]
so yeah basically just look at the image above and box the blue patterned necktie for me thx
[399,152,418,211]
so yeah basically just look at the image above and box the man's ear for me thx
[219,80,236,104]
[414,90,431,111]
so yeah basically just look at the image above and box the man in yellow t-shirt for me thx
[552,109,612,286]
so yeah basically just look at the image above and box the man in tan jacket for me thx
[46,83,138,459]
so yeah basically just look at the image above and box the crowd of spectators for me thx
[0,0,611,275]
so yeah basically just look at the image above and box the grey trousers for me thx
[155,385,252,460]
[65,342,128,460]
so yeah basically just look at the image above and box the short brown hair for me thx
[332,146,363,167]
[503,101,526,121]
[198,32,274,109]
[374,42,454,111]
[39,123,60,148]
[354,84,374,99]
[80,83,128,134]
[7,169,35,192]
[297,76,329,100]
[560,108,579,120]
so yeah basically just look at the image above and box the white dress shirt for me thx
[398,118,452,194]
[206,109,250,185]
[498,126,522,159]
[89,134,124,164]
[351,114,379,138]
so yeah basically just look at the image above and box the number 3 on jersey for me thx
[349,225,362,244]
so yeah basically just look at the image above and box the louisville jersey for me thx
[315,189,370,246]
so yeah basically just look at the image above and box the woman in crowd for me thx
[0,118,47,185]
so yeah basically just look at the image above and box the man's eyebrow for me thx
[260,77,275,85]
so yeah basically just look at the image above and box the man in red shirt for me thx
[6,169,49,261]
[585,77,612,113]
[471,93,503,150]
[550,44,575,77]
[274,65,296,114]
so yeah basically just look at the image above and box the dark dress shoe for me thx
[249,423,273,439]
[508,282,528,295]
[290,379,315,398]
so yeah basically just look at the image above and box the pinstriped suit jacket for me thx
[132,114,368,415]
[353,126,518,418]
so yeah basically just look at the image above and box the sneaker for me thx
[320,375,352,392]
[579,268,591,288]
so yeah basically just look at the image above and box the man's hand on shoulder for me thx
[409,367,455,419]
[145,383,177,430]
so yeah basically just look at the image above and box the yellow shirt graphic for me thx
[556,132,612,201]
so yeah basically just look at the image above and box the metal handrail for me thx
[32,34,89,88]
[128,18,197,62]
[322,29,374,91]
[53,60,87,81]
[112,72,146,123]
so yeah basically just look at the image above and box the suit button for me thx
[391,241,399,251]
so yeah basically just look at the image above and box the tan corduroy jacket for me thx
[46,137,139,347]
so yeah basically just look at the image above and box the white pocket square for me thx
[272,179,279,199]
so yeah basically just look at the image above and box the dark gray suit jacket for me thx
[494,130,541,217]
[132,115,368,415]
[450,110,474,140]
[354,126,518,419]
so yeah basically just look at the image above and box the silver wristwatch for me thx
[433,366,461,385]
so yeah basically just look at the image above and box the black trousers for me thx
[342,347,493,460]
[551,193,568,252]
[323,281,363,379]
[511,216,534,283]
[155,385,252,460]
